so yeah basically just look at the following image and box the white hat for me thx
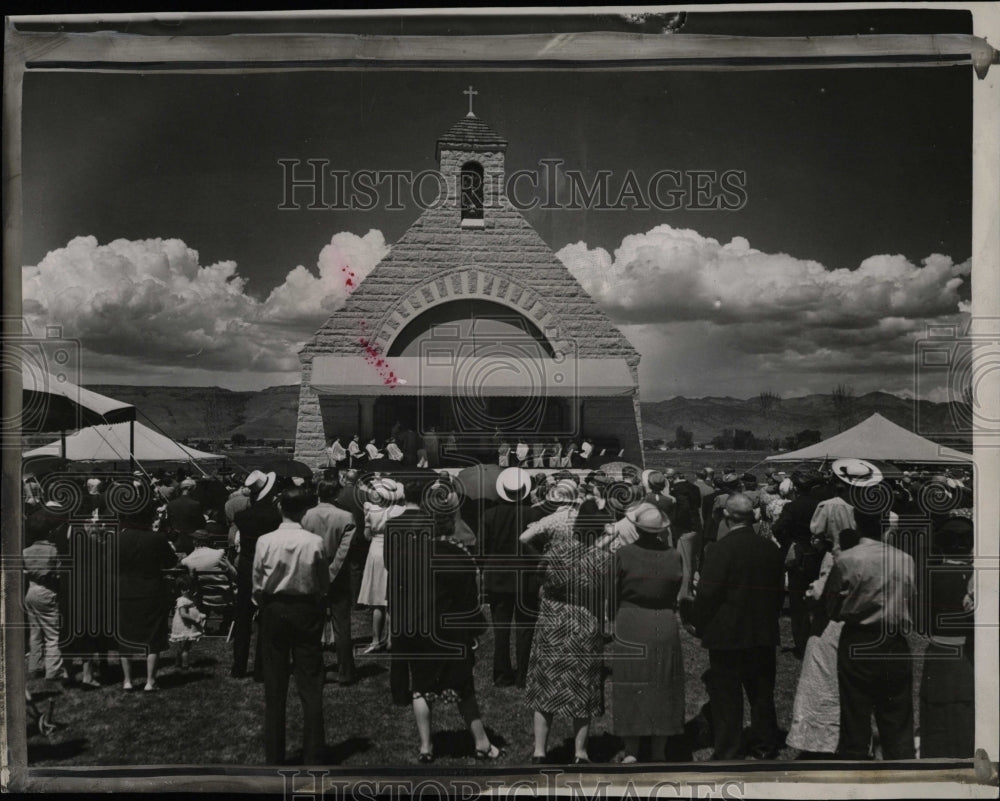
[831,458,883,488]
[245,470,277,501]
[625,502,670,534]
[496,467,531,503]
[370,477,403,505]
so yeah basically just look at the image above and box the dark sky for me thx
[17,8,976,398]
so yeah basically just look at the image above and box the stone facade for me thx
[295,114,642,469]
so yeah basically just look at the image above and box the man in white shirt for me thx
[385,438,404,462]
[364,438,385,461]
[252,487,329,765]
[326,437,347,468]
[347,434,364,466]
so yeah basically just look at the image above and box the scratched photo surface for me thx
[14,8,984,775]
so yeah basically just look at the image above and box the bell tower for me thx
[434,86,508,228]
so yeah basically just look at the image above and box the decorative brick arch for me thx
[368,266,573,357]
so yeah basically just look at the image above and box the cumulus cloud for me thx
[558,224,970,327]
[22,231,389,377]
[557,225,970,400]
[260,230,389,327]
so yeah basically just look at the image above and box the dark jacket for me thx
[117,527,178,600]
[693,524,784,650]
[333,485,366,541]
[480,501,540,598]
[233,500,282,579]
[671,479,702,534]
[166,494,205,533]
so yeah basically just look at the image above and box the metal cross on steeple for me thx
[463,85,478,118]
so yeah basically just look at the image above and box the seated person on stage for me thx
[561,441,577,468]
[326,437,348,469]
[385,438,404,462]
[531,441,546,468]
[366,438,385,461]
[514,438,529,465]
[547,439,562,468]
[348,434,364,465]
[498,441,511,467]
[579,438,594,463]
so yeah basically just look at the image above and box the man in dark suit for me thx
[480,467,541,688]
[231,471,281,678]
[165,478,206,555]
[333,469,367,606]
[772,469,826,657]
[693,493,785,760]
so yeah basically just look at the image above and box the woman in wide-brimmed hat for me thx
[521,478,612,764]
[606,502,687,762]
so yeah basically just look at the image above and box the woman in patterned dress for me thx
[521,479,612,764]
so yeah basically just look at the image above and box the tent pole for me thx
[61,430,66,460]
[129,420,135,473]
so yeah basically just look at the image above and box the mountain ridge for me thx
[84,384,971,448]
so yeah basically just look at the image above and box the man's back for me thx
[301,502,356,577]
[234,502,282,575]
[481,502,534,596]
[252,524,329,602]
[167,494,204,532]
[694,526,784,650]
[825,538,914,630]
[333,485,365,536]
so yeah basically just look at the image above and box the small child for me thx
[169,574,207,670]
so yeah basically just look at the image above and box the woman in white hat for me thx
[520,478,611,764]
[357,477,405,653]
[606,502,685,762]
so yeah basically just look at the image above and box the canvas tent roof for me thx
[21,367,135,432]
[765,413,971,463]
[24,421,223,466]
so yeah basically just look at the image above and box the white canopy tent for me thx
[765,413,971,464]
[24,421,223,472]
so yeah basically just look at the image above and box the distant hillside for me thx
[86,385,971,449]
[639,391,971,448]
[86,384,300,441]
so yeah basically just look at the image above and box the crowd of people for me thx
[21,455,975,765]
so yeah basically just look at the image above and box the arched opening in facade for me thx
[378,299,569,448]
[459,161,484,222]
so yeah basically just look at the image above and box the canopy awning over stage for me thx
[310,355,636,397]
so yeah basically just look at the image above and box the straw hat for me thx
[831,458,884,488]
[625,502,670,534]
[496,467,531,503]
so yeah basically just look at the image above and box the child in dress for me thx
[169,575,207,670]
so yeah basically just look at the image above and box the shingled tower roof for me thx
[435,115,509,160]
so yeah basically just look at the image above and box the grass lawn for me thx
[25,609,928,768]
[643,449,778,476]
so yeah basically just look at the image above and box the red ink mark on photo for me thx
[357,328,401,388]
[342,265,357,291]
